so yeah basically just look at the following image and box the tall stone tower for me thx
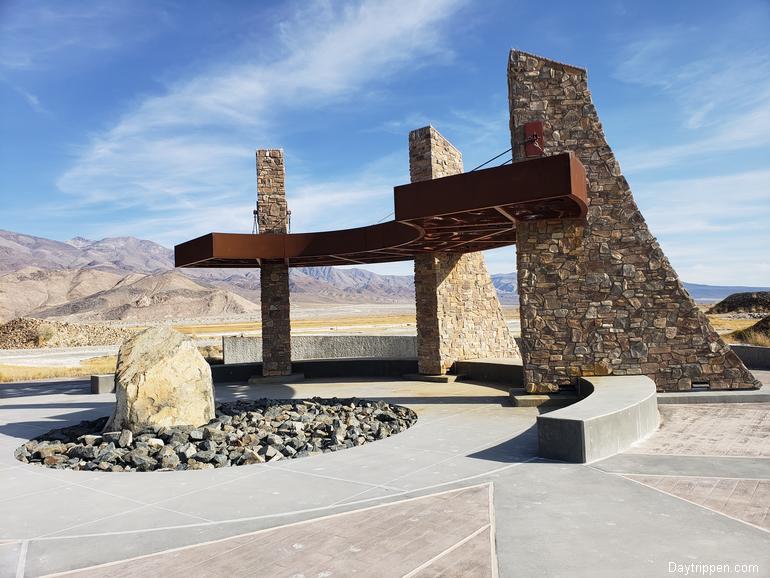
[508,51,759,392]
[257,149,291,376]
[410,126,520,375]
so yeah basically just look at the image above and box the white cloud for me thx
[53,0,466,245]
[618,102,770,172]
[638,169,770,286]
[613,6,770,171]
[0,77,48,114]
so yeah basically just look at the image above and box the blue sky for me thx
[1,0,769,284]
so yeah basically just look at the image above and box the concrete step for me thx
[453,358,523,386]
[657,384,770,404]
[247,373,305,385]
[402,373,459,384]
[509,388,580,408]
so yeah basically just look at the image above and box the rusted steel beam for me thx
[175,152,587,268]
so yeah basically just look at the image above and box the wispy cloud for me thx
[53,0,466,244]
[375,104,511,170]
[0,76,48,114]
[0,2,164,70]
[88,150,405,247]
[638,168,770,285]
[0,2,169,114]
[613,4,770,171]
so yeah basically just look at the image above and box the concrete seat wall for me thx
[223,335,417,364]
[537,376,659,463]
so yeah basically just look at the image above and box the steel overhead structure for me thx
[174,152,587,269]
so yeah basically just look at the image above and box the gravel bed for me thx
[14,398,417,472]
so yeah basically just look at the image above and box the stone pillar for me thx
[410,126,520,375]
[508,51,760,392]
[257,149,291,376]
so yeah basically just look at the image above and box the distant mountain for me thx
[487,275,770,304]
[0,230,82,271]
[64,236,174,272]
[34,270,260,322]
[682,283,770,303]
[0,267,128,321]
[0,230,767,323]
[490,272,518,304]
[0,230,174,273]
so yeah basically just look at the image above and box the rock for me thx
[203,427,226,443]
[211,454,229,468]
[146,438,165,450]
[43,455,67,467]
[104,327,215,433]
[102,431,122,444]
[240,449,265,464]
[279,421,304,434]
[177,443,197,460]
[96,448,124,463]
[266,434,283,446]
[193,449,216,463]
[77,435,103,446]
[14,446,30,462]
[118,429,133,448]
[197,440,215,452]
[186,459,214,470]
[261,445,282,462]
[125,449,157,470]
[159,447,180,469]
[67,445,97,460]
[35,442,66,459]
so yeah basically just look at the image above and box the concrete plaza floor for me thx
[0,373,769,577]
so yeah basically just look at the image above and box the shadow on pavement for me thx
[0,403,114,440]
[0,379,90,399]
[467,424,539,463]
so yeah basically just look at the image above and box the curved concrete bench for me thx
[537,376,659,463]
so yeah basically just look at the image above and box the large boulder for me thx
[105,327,215,432]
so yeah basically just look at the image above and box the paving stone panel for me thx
[626,475,770,531]
[627,403,770,458]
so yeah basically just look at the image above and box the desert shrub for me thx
[35,323,56,346]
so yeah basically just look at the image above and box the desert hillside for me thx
[0,230,768,324]
[33,271,261,322]
[709,291,770,315]
[0,267,128,321]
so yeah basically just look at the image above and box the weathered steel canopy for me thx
[175,152,587,268]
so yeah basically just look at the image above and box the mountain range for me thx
[1,230,767,323]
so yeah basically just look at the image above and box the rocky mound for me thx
[0,317,139,349]
[709,291,770,314]
[15,398,418,472]
[730,315,770,345]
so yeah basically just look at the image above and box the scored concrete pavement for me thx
[1,374,769,577]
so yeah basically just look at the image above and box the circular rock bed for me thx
[14,398,418,472]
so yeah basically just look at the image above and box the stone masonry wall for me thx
[508,50,759,392]
[256,150,288,234]
[411,126,520,375]
[257,149,291,376]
